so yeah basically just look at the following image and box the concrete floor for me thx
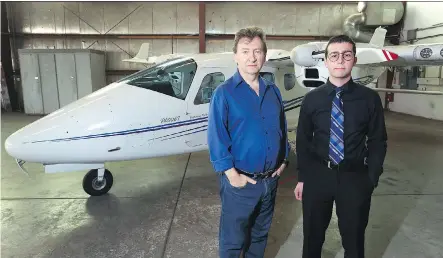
[1,111,443,258]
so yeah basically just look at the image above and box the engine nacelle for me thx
[290,43,325,67]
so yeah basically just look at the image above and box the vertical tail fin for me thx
[122,43,150,64]
[133,43,150,60]
[369,27,387,48]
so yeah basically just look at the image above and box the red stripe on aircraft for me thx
[387,50,399,60]
[382,49,391,61]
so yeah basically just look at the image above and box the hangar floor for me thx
[2,111,443,258]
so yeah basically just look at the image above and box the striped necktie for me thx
[329,88,344,165]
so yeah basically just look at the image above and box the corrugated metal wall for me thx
[5,1,359,109]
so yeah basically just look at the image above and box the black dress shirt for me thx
[296,78,387,187]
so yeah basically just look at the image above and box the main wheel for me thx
[82,169,113,196]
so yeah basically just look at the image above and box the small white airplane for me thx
[287,27,443,91]
[4,27,443,196]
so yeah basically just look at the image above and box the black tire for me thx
[82,169,113,196]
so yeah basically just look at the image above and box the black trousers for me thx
[301,162,375,258]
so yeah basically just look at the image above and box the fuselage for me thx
[4,53,306,165]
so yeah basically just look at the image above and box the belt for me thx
[236,168,276,179]
[320,157,368,171]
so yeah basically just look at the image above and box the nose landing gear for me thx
[82,168,113,196]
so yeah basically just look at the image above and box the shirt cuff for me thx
[211,156,235,173]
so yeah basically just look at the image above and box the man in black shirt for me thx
[294,35,387,258]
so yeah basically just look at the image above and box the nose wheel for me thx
[82,168,113,196]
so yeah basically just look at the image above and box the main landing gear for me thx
[82,168,113,196]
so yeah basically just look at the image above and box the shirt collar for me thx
[326,77,355,95]
[233,69,272,88]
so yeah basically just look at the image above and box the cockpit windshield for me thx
[118,57,197,100]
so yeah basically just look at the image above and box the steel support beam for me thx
[199,2,206,53]
[1,2,19,111]
[384,1,407,109]
[2,32,330,41]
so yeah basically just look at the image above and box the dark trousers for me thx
[218,173,279,258]
[302,163,374,258]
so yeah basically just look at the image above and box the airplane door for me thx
[184,67,231,149]
[276,65,309,131]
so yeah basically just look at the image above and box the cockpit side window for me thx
[121,57,197,100]
[284,73,296,91]
[194,72,225,105]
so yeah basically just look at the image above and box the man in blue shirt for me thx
[207,26,290,258]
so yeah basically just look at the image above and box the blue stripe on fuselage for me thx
[27,96,304,144]
[28,116,208,143]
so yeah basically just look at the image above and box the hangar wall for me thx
[5,2,359,69]
[387,2,443,121]
[5,1,359,111]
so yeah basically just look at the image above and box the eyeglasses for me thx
[327,51,354,62]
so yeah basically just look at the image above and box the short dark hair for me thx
[325,34,356,57]
[233,26,268,54]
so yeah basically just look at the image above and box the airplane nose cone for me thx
[5,128,27,160]
[2,82,134,164]
[4,132,19,159]
[3,81,165,165]
[3,85,112,163]
[3,108,105,164]
[4,122,58,162]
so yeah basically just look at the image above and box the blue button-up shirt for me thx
[207,70,290,174]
